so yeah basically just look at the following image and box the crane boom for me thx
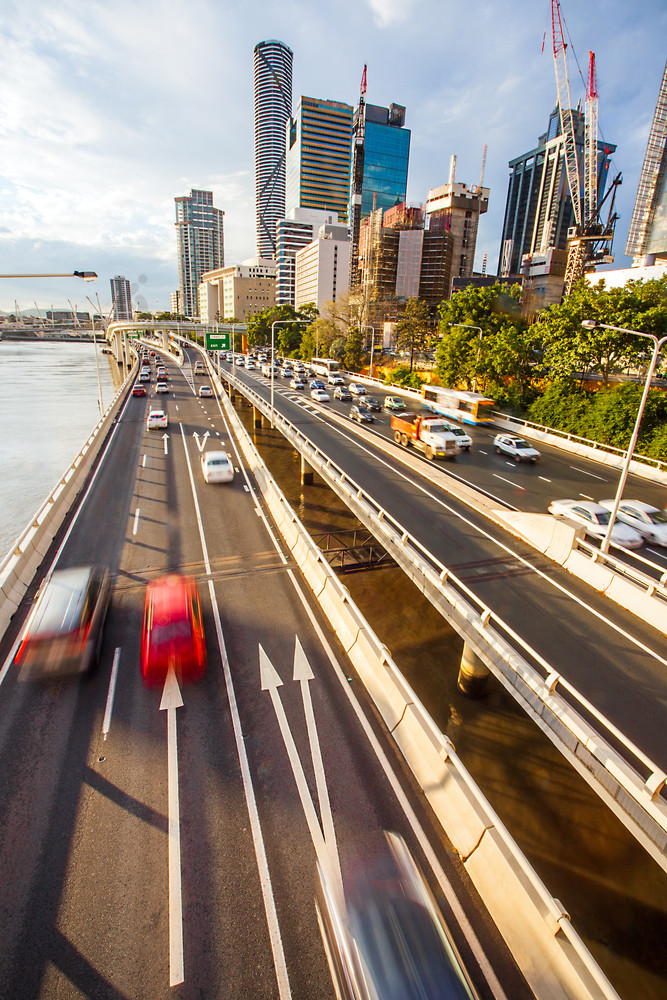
[551,0,581,229]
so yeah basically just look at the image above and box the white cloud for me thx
[365,0,416,28]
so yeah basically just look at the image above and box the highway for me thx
[219,357,667,772]
[0,349,532,999]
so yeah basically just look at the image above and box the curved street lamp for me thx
[581,319,667,554]
[0,271,98,280]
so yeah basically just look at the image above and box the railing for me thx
[220,363,667,868]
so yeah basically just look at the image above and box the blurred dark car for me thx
[349,404,374,424]
[362,395,381,411]
[15,566,111,680]
[317,831,480,1000]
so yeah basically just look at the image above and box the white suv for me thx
[147,409,168,430]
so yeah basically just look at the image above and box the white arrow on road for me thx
[193,430,210,452]
[160,667,185,987]
[162,433,169,455]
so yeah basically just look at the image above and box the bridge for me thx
[1,327,665,999]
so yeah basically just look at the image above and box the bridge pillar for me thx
[301,454,313,486]
[161,328,169,352]
[457,642,489,699]
[252,405,263,429]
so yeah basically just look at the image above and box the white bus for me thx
[421,386,495,425]
[310,358,341,378]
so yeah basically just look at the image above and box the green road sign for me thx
[206,332,231,350]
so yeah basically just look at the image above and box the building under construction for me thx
[625,59,667,266]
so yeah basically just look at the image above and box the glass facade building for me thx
[286,97,353,223]
[360,104,411,219]
[254,40,293,260]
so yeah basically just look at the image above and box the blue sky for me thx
[0,0,664,314]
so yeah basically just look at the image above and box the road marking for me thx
[142,454,147,468]
[538,475,551,482]
[160,667,185,987]
[179,424,292,999]
[193,431,210,452]
[478,449,488,454]
[163,434,169,455]
[102,647,121,740]
[175,405,179,411]
[492,474,526,490]
[133,508,140,535]
[570,465,608,481]
[579,493,595,500]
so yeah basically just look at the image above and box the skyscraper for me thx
[425,156,489,297]
[254,39,293,260]
[286,97,353,222]
[110,275,132,321]
[275,207,340,306]
[174,189,224,319]
[626,60,667,265]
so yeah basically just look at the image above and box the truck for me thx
[390,413,461,461]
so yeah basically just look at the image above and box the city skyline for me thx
[0,0,665,313]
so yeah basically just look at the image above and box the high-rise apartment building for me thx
[275,207,340,306]
[425,157,489,297]
[286,97,353,223]
[254,39,293,260]
[110,275,132,321]
[294,224,350,314]
[174,189,224,318]
[497,106,615,278]
[626,60,667,265]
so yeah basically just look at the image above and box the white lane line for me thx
[570,465,608,481]
[142,454,147,468]
[492,474,526,490]
[478,449,488,455]
[163,434,169,455]
[538,475,551,482]
[133,508,140,535]
[179,424,292,1000]
[101,647,121,740]
[579,493,595,501]
[160,668,185,987]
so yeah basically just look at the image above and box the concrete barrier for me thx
[214,374,621,1000]
[0,372,134,642]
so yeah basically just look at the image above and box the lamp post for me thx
[363,325,376,379]
[270,320,308,426]
[448,322,483,393]
[85,295,106,414]
[0,271,97,280]
[581,319,667,554]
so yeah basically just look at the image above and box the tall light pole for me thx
[581,319,667,554]
[363,325,376,378]
[85,295,106,414]
[0,271,98,280]
[270,320,308,427]
[448,322,483,392]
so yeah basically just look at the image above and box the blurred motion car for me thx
[317,831,480,1000]
[147,409,168,430]
[348,382,366,396]
[493,434,539,462]
[155,381,169,394]
[310,379,326,390]
[15,566,111,680]
[440,421,472,452]
[383,396,405,412]
[548,499,644,549]
[141,574,206,685]
[349,404,373,424]
[361,395,381,411]
[290,376,305,390]
[598,499,667,546]
[333,386,352,401]
[311,388,330,402]
[201,451,234,484]
[328,373,344,385]
[198,385,213,397]
[132,384,147,397]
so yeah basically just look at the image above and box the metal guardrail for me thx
[576,535,667,601]
[220,365,667,870]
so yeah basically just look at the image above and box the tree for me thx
[245,304,298,349]
[395,298,430,370]
[343,326,364,371]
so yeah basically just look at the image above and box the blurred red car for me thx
[132,383,147,396]
[140,574,206,685]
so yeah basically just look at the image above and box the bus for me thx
[310,358,341,378]
[421,385,495,425]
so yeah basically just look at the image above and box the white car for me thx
[154,381,168,393]
[598,499,667,546]
[493,433,540,462]
[147,409,168,430]
[290,377,305,390]
[198,385,213,397]
[327,373,344,385]
[547,499,644,549]
[245,360,256,370]
[348,382,366,395]
[201,451,234,484]
[310,388,330,402]
[441,421,473,452]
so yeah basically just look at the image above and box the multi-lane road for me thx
[0,348,534,999]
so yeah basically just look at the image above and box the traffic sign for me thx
[206,332,231,350]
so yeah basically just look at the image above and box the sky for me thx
[0,0,665,315]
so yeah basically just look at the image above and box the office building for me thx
[254,39,293,259]
[425,156,489,297]
[497,106,615,283]
[626,59,667,265]
[294,223,350,314]
[275,207,340,306]
[286,97,353,222]
[175,189,224,318]
[170,290,181,315]
[110,275,132,321]
[198,260,276,323]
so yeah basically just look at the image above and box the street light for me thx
[363,325,376,379]
[448,322,483,392]
[581,319,667,554]
[0,271,98,280]
[270,320,308,426]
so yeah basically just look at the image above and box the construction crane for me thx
[551,0,621,295]
[348,64,367,290]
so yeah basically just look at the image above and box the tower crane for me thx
[348,65,367,290]
[550,0,620,295]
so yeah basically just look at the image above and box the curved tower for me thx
[254,39,293,260]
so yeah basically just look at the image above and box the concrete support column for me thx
[253,405,263,429]
[301,454,313,486]
[457,642,489,699]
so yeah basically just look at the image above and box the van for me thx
[140,574,206,685]
[15,566,111,679]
